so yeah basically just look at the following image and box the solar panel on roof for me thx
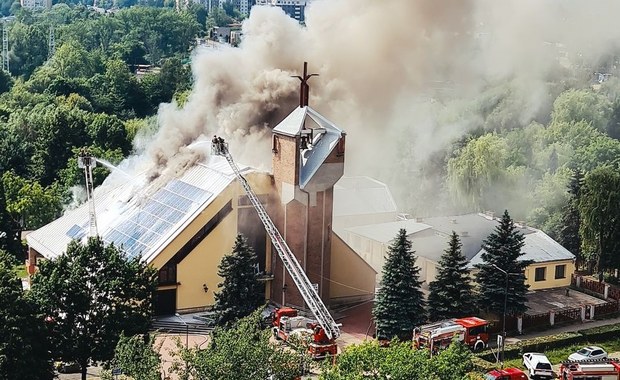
[66,224,86,240]
[102,180,212,259]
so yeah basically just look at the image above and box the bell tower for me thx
[270,62,346,308]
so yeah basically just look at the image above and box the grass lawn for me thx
[13,264,27,278]
[502,338,620,369]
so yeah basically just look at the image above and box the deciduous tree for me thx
[176,309,309,380]
[110,333,161,380]
[475,210,531,316]
[373,228,425,341]
[427,232,476,321]
[0,251,54,380]
[29,237,157,380]
[213,234,264,325]
[579,166,620,275]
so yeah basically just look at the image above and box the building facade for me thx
[255,0,309,23]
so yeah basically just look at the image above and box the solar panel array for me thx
[102,180,212,259]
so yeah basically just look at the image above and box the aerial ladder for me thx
[212,139,341,341]
[78,148,98,237]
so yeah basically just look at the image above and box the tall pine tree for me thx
[427,232,476,321]
[214,234,264,325]
[475,210,531,317]
[558,169,583,269]
[373,228,425,341]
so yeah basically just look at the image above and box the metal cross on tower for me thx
[2,22,8,73]
[292,61,318,107]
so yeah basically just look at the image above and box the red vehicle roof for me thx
[455,316,488,328]
[488,368,526,376]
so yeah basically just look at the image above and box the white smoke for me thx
[136,0,620,210]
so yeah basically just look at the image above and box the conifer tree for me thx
[373,228,425,341]
[427,232,476,321]
[475,210,532,317]
[558,169,583,269]
[214,234,264,325]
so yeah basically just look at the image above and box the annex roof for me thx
[344,220,432,244]
[333,176,398,217]
[468,228,575,268]
[27,156,252,264]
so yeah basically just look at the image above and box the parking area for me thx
[525,287,608,315]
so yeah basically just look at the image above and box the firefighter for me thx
[212,135,219,154]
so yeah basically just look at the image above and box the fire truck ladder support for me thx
[215,143,341,340]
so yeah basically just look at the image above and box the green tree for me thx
[320,339,475,380]
[2,170,63,231]
[551,89,613,132]
[0,251,54,380]
[0,171,20,259]
[29,237,157,380]
[558,169,583,269]
[213,234,264,325]
[176,309,309,380]
[475,210,531,316]
[427,232,476,321]
[579,166,620,275]
[373,228,425,341]
[447,133,509,210]
[109,333,161,380]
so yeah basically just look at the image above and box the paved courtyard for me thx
[525,287,607,315]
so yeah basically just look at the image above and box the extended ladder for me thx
[214,142,341,340]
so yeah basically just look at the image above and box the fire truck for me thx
[272,307,338,359]
[559,359,620,380]
[413,317,489,353]
[214,141,340,359]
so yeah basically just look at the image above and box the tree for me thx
[110,333,161,380]
[319,339,475,380]
[213,234,264,325]
[551,89,613,132]
[0,250,54,380]
[558,169,584,269]
[475,210,531,317]
[175,309,309,380]
[579,166,620,275]
[447,133,509,210]
[427,232,476,321]
[29,237,157,380]
[0,171,20,260]
[373,228,425,341]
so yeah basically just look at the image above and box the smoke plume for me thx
[139,0,620,212]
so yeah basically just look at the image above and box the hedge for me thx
[476,323,620,362]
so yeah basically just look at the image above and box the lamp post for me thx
[490,263,519,368]
[175,313,189,349]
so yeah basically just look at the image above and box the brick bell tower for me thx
[270,62,346,308]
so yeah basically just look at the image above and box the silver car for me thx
[568,346,608,361]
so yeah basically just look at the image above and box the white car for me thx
[522,352,554,380]
[568,346,608,361]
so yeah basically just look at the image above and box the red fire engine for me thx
[559,359,620,380]
[413,317,489,353]
[272,307,338,359]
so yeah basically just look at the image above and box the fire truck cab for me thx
[271,307,338,359]
[413,316,489,352]
[559,359,620,380]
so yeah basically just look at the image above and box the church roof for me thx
[27,156,252,264]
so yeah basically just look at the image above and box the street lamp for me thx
[175,313,189,349]
[490,263,520,368]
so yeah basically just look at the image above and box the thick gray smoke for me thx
[140,0,620,210]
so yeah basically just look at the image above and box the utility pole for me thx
[2,21,8,73]
[48,26,55,60]
[491,263,520,368]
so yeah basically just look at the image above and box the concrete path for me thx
[507,315,620,344]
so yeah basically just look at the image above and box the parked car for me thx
[523,352,554,379]
[484,368,528,380]
[55,361,81,374]
[568,346,608,361]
